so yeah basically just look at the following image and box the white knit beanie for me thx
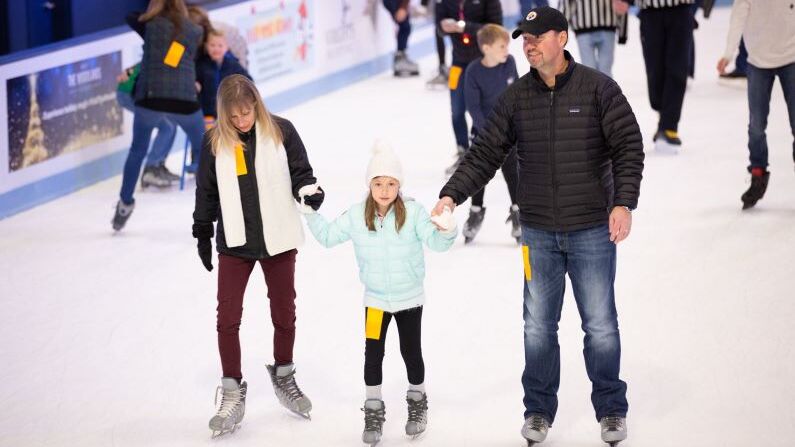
[365,140,404,187]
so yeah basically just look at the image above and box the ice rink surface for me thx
[1,7,794,447]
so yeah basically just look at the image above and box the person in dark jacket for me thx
[196,28,252,119]
[433,7,644,446]
[436,0,502,172]
[112,0,206,231]
[193,75,324,435]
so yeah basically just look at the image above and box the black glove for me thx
[192,222,214,272]
[303,186,325,211]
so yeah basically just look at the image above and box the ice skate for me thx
[444,145,465,176]
[741,169,770,210]
[266,363,312,419]
[209,378,247,438]
[362,399,386,445]
[426,66,449,90]
[393,51,419,77]
[405,390,427,438]
[521,414,550,445]
[111,200,135,232]
[462,206,485,244]
[600,416,627,446]
[506,204,521,244]
[157,163,181,182]
[140,165,172,189]
[653,130,681,155]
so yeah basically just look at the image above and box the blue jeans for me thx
[575,30,616,78]
[519,0,549,15]
[116,91,176,167]
[119,106,205,204]
[450,64,469,148]
[746,62,795,171]
[521,224,628,423]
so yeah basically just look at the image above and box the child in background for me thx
[196,28,252,120]
[192,75,325,436]
[462,24,520,244]
[303,142,456,445]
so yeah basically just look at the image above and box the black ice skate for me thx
[111,200,135,232]
[140,165,172,188]
[600,416,627,447]
[506,204,521,244]
[653,130,682,155]
[463,206,485,244]
[521,414,550,445]
[741,169,770,209]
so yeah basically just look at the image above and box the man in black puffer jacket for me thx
[433,7,643,446]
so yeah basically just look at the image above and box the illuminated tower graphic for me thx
[21,73,48,168]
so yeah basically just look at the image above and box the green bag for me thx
[117,64,141,94]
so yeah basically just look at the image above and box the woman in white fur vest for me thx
[192,74,325,436]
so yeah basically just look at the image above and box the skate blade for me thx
[288,409,311,420]
[408,430,426,440]
[210,423,240,439]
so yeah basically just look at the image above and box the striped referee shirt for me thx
[559,0,627,33]
[635,0,695,9]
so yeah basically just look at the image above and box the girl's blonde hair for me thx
[140,0,189,37]
[209,74,283,155]
[364,190,406,232]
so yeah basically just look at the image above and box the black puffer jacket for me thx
[440,52,644,232]
[193,116,316,259]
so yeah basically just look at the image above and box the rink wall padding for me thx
[0,0,483,220]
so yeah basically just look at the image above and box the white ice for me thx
[2,7,795,447]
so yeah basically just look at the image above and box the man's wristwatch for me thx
[457,20,465,31]
[619,206,632,213]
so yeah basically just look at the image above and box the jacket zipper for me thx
[549,90,558,227]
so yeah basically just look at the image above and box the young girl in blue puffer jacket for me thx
[303,141,457,445]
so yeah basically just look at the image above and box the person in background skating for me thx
[433,7,644,445]
[196,28,252,119]
[716,0,795,210]
[382,0,420,76]
[559,0,629,78]
[116,64,180,188]
[436,0,503,174]
[192,75,325,436]
[425,0,451,90]
[187,5,250,71]
[112,0,205,231]
[615,0,694,154]
[461,24,521,244]
[303,141,457,445]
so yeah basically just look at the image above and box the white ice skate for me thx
[209,378,247,438]
[405,391,428,438]
[266,363,312,419]
[521,414,550,445]
[600,416,627,446]
[362,399,386,445]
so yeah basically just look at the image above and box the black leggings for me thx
[471,146,519,207]
[364,306,424,386]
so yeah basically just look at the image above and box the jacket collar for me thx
[530,50,576,91]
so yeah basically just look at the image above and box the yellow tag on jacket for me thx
[163,41,185,68]
[234,144,247,176]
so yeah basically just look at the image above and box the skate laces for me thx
[362,405,386,431]
[528,415,547,431]
[273,371,305,401]
[602,416,624,431]
[214,385,244,417]
[406,396,428,423]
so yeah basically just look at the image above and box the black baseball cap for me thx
[512,6,569,39]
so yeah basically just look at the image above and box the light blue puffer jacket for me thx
[304,199,456,312]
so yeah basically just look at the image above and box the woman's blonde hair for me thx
[140,0,189,36]
[364,189,406,232]
[209,74,282,155]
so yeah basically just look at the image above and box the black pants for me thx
[364,306,424,386]
[472,146,519,207]
[639,5,693,132]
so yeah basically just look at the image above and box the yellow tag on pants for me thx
[234,144,247,176]
[163,41,185,68]
[522,245,532,281]
[448,65,463,90]
[365,307,384,340]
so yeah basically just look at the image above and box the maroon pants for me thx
[216,249,297,379]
